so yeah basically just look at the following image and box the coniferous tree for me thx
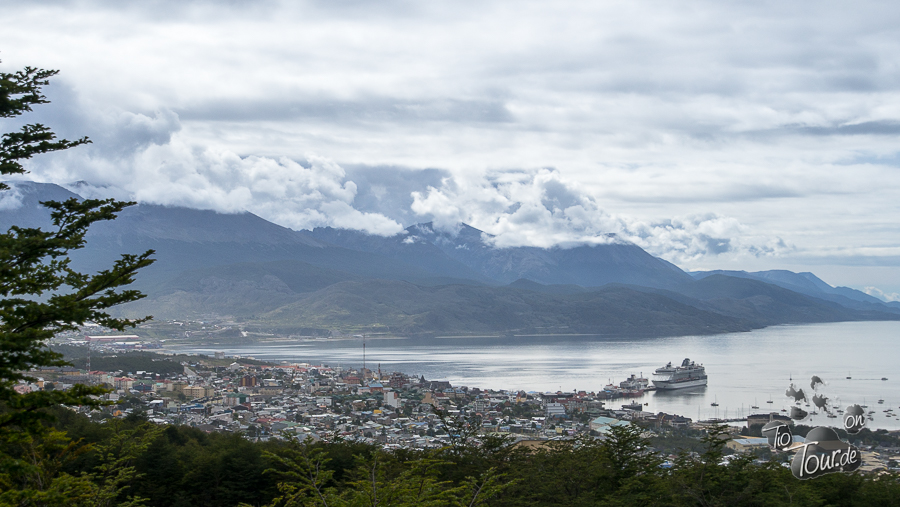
[0,59,155,435]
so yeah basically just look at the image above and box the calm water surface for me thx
[169,321,900,429]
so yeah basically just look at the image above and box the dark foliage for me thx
[29,414,900,507]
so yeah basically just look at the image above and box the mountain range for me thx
[2,181,898,337]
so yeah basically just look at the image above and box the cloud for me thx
[54,140,405,235]
[342,165,450,227]
[410,168,790,262]
[4,0,900,282]
[864,286,900,302]
[8,84,788,262]
[178,97,514,124]
[8,86,404,236]
[0,185,23,211]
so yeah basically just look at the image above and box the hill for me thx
[256,280,752,336]
[690,269,900,315]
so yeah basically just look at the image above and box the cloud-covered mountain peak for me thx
[311,221,690,289]
[404,222,491,248]
[405,221,624,252]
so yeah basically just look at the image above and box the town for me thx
[29,344,681,447]
[20,328,900,474]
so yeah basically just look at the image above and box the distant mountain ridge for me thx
[2,181,898,337]
[310,222,694,290]
[690,269,900,312]
[257,280,754,336]
[0,182,463,289]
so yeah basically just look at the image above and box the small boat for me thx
[878,399,885,404]
[882,377,888,381]
[766,395,774,404]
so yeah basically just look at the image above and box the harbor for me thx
[167,320,900,431]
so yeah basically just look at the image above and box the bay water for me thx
[169,321,900,430]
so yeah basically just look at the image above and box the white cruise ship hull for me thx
[652,378,708,390]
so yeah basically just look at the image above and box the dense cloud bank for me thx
[5,90,786,263]
[3,0,900,292]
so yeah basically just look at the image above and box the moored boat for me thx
[651,358,708,390]
[619,373,649,391]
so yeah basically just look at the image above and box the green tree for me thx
[0,59,155,435]
[593,423,670,507]
[0,58,154,507]
[261,436,513,507]
[85,422,163,507]
[0,429,97,506]
[0,66,87,190]
[667,423,820,507]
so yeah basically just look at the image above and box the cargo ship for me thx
[651,358,708,390]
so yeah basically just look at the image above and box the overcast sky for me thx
[2,0,900,298]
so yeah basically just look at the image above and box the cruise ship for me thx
[652,358,708,390]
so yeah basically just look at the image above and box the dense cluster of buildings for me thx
[22,352,705,449]
[20,343,900,471]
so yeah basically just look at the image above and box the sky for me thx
[2,0,900,298]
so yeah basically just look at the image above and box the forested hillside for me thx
[8,410,899,507]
